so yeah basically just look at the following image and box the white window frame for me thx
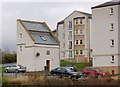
[80,50,84,55]
[69,51,72,58]
[68,31,72,40]
[20,46,22,51]
[80,40,83,45]
[110,8,113,15]
[76,30,78,35]
[68,21,72,29]
[20,33,22,38]
[76,50,79,55]
[80,19,83,25]
[80,30,83,35]
[111,39,114,47]
[76,40,79,45]
[110,23,114,31]
[76,19,78,25]
[111,55,115,63]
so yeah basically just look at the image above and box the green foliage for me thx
[2,54,17,63]
[60,60,92,72]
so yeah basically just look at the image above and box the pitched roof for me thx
[57,10,91,25]
[64,10,92,20]
[18,19,59,45]
[91,1,120,9]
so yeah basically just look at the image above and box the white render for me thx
[57,23,65,59]
[17,20,60,71]
[92,4,119,67]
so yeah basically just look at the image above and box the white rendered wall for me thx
[92,6,119,66]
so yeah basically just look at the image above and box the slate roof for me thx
[91,1,120,9]
[18,19,59,45]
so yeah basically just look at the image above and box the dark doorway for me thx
[46,60,50,72]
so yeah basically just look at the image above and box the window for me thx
[20,33,22,38]
[40,36,46,41]
[76,19,78,24]
[63,33,65,38]
[80,30,83,34]
[111,39,114,47]
[68,21,72,29]
[80,19,83,24]
[47,51,50,55]
[69,41,72,49]
[110,8,113,15]
[76,40,78,45]
[69,51,72,58]
[80,50,83,55]
[111,55,114,63]
[76,30,78,35]
[110,23,114,31]
[80,40,83,45]
[68,31,72,40]
[20,46,22,51]
[76,50,79,55]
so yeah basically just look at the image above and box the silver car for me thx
[5,64,26,73]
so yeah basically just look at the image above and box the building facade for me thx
[17,19,60,71]
[57,10,91,62]
[91,1,120,74]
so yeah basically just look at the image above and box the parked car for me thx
[4,64,26,73]
[50,67,82,79]
[82,66,106,78]
[65,65,77,72]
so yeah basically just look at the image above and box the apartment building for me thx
[91,1,120,74]
[57,10,91,62]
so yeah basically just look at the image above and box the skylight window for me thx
[40,36,46,41]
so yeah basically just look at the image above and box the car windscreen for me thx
[65,68,74,72]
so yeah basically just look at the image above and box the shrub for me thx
[2,54,16,63]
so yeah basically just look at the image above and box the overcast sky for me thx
[0,0,112,52]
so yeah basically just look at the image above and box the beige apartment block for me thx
[57,10,91,62]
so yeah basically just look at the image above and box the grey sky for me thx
[1,1,111,52]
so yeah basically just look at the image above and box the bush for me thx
[2,54,17,63]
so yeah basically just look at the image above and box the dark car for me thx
[65,65,77,72]
[50,67,82,79]
[82,67,106,78]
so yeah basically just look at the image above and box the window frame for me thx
[110,23,114,31]
[80,50,84,55]
[76,50,79,55]
[80,40,83,45]
[110,8,113,15]
[111,55,115,63]
[111,39,114,47]
[76,40,79,45]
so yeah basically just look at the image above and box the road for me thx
[0,62,16,67]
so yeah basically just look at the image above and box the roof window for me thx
[40,36,46,41]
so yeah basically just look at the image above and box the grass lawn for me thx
[60,60,92,72]
[0,67,6,73]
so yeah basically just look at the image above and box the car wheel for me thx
[15,69,19,73]
[5,69,8,73]
[83,72,87,77]
[96,74,101,78]
[68,75,72,79]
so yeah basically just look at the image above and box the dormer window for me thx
[40,36,46,41]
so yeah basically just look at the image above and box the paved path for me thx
[0,62,16,67]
